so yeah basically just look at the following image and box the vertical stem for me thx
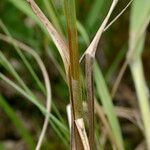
[130,58,150,149]
[85,54,94,150]
[64,0,83,123]
[64,0,84,149]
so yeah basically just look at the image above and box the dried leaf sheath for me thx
[85,54,94,150]
[80,0,119,61]
[26,0,69,73]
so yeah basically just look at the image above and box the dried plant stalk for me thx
[85,54,94,149]
[84,0,119,149]
[26,0,69,74]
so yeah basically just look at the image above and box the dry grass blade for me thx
[111,61,128,98]
[115,106,142,129]
[80,0,119,61]
[0,20,46,94]
[81,1,133,103]
[45,46,67,83]
[104,0,133,32]
[75,118,90,150]
[82,1,119,149]
[96,101,142,130]
[90,0,134,99]
[135,141,146,150]
[85,0,133,101]
[0,34,52,150]
[94,99,117,148]
[26,0,69,73]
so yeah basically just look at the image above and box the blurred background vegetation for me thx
[0,0,150,149]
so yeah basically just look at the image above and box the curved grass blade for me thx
[0,73,69,143]
[0,51,37,100]
[6,0,46,33]
[26,0,69,74]
[0,20,46,94]
[0,34,68,142]
[43,0,62,34]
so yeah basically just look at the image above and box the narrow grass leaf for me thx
[130,58,150,149]
[6,0,70,75]
[94,61,124,150]
[0,20,46,94]
[105,44,127,82]
[127,0,150,60]
[0,51,36,100]
[85,0,111,33]
[0,34,68,146]
[104,0,133,32]
[80,0,119,61]
[77,21,90,46]
[43,0,62,33]
[6,0,46,33]
[26,0,69,73]
[0,94,35,149]
[0,73,69,143]
[128,1,150,148]
[130,0,150,36]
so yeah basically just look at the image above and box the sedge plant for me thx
[1,0,150,149]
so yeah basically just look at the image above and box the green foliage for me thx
[0,0,150,149]
[85,0,111,34]
[94,61,124,150]
[6,0,46,33]
[0,94,35,149]
[130,0,150,34]
[129,0,150,149]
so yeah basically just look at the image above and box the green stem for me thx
[130,58,150,149]
[64,0,84,149]
[64,0,83,121]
